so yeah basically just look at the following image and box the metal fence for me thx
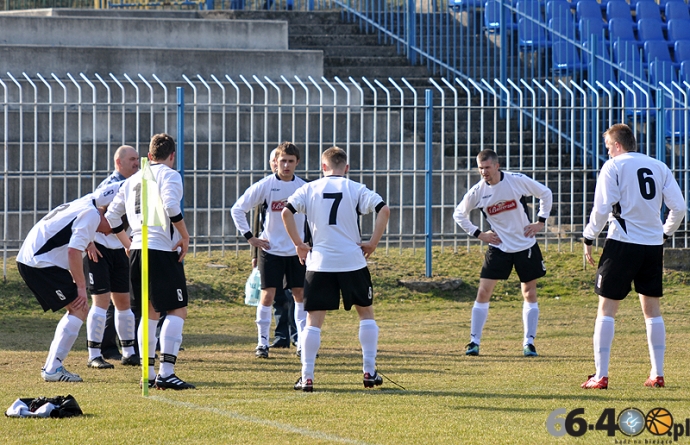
[2,73,689,272]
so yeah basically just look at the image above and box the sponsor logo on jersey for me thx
[486,199,517,215]
[482,194,493,199]
[271,188,281,192]
[271,200,287,212]
[177,289,183,301]
[56,290,66,301]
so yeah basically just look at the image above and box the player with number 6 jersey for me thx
[581,123,686,390]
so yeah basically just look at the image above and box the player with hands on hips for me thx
[453,149,552,358]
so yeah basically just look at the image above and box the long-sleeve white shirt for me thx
[583,152,686,245]
[453,171,553,253]
[231,174,306,257]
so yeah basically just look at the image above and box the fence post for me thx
[177,87,185,212]
[407,0,417,65]
[425,89,433,277]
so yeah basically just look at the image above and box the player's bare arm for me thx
[247,236,270,250]
[67,247,89,312]
[86,242,102,263]
[281,207,311,264]
[359,204,390,259]
[172,219,191,262]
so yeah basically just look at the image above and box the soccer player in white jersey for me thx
[83,145,140,370]
[231,142,308,359]
[106,133,195,390]
[581,123,686,390]
[16,185,119,382]
[453,149,553,357]
[282,146,390,392]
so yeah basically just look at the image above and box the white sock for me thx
[294,301,306,350]
[645,316,665,378]
[301,326,321,381]
[86,305,107,360]
[44,314,83,373]
[159,315,184,378]
[470,302,489,344]
[359,319,379,375]
[114,308,136,358]
[522,302,539,346]
[138,318,158,380]
[256,304,272,347]
[593,316,615,379]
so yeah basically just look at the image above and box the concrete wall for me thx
[0,45,323,80]
[0,15,288,50]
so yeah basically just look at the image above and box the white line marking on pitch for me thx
[151,396,378,445]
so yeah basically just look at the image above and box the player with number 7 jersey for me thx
[282,146,390,393]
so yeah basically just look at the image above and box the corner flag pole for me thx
[141,157,150,397]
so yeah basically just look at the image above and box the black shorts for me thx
[595,238,663,300]
[303,267,373,311]
[17,262,78,312]
[129,249,188,313]
[480,244,546,282]
[83,243,130,294]
[258,250,305,290]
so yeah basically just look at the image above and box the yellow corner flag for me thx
[140,157,165,396]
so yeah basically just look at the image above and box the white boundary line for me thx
[151,396,378,445]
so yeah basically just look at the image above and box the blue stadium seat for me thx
[546,0,573,20]
[484,0,517,33]
[549,16,578,43]
[674,39,690,64]
[649,59,679,86]
[649,60,684,138]
[518,17,552,50]
[618,59,654,119]
[552,41,586,72]
[579,16,607,43]
[667,19,690,41]
[645,40,676,67]
[614,40,644,64]
[608,18,640,45]
[635,1,663,26]
[665,1,690,22]
[583,40,616,85]
[607,1,633,23]
[516,0,544,20]
[576,0,604,21]
[637,18,667,42]
[680,59,690,82]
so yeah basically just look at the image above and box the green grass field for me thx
[2,246,690,444]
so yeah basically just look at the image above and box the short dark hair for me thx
[604,123,637,152]
[149,133,176,161]
[322,146,348,169]
[274,142,300,161]
[476,149,499,163]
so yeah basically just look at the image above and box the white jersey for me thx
[106,163,184,252]
[93,170,127,250]
[287,175,384,272]
[17,196,102,270]
[583,152,686,245]
[231,174,306,257]
[453,171,553,253]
